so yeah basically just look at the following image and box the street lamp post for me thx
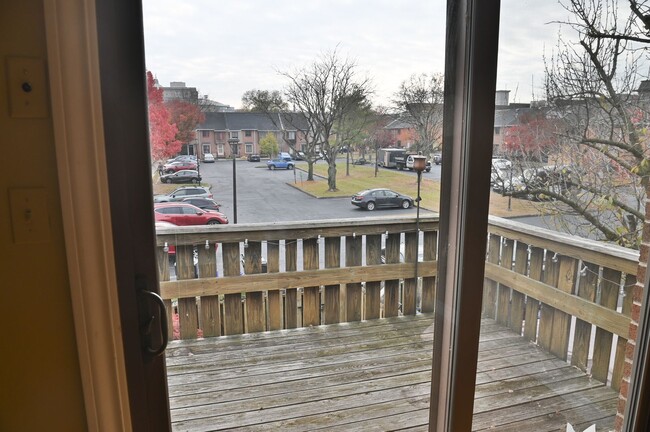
[228,137,240,224]
[411,155,427,301]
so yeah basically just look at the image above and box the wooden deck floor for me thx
[165,314,618,431]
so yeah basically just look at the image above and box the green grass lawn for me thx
[294,162,542,218]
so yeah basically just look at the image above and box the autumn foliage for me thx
[167,100,205,145]
[502,111,557,160]
[147,71,181,160]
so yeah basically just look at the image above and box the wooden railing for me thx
[483,216,638,391]
[155,215,637,390]
[155,216,439,339]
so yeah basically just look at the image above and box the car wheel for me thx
[366,201,376,211]
[162,178,169,183]
[166,169,174,174]
[191,178,199,184]
[270,165,276,170]
[288,164,294,170]
[401,200,411,209]
[207,220,221,225]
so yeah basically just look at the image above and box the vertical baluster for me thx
[572,262,598,372]
[346,234,363,322]
[156,244,174,340]
[244,241,265,333]
[365,234,382,320]
[302,238,320,326]
[592,267,622,383]
[482,234,501,318]
[549,255,577,360]
[538,251,560,351]
[384,233,401,318]
[524,247,543,341]
[402,231,418,316]
[176,245,198,340]
[222,242,243,335]
[509,241,527,334]
[285,240,298,329]
[420,230,437,314]
[497,239,514,326]
[198,242,220,337]
[324,236,341,324]
[266,241,282,330]
[612,274,635,390]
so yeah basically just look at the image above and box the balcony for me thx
[156,215,635,430]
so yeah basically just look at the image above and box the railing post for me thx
[244,241,265,333]
[324,236,341,324]
[482,235,500,319]
[222,242,243,335]
[266,241,282,330]
[302,238,320,326]
[345,234,363,322]
[524,247,544,342]
[593,267,623,382]
[197,243,220,337]
[177,245,198,340]
[365,234,383,319]
[285,240,298,329]
[156,245,174,340]
[384,233,401,318]
[403,231,418,315]
[421,230,438,313]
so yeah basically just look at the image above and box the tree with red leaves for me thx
[502,111,557,161]
[166,100,205,147]
[147,71,180,160]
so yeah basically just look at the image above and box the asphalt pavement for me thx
[198,158,434,223]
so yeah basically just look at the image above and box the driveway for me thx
[198,159,434,223]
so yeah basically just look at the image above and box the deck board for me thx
[166,314,617,431]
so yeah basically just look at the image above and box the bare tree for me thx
[514,0,650,248]
[393,73,445,156]
[279,49,373,190]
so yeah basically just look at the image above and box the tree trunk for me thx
[328,162,337,191]
[307,161,314,181]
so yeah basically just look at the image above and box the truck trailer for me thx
[377,148,406,168]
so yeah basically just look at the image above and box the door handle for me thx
[136,275,169,358]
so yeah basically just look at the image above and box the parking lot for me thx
[197,158,435,223]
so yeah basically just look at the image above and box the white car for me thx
[203,153,215,163]
[491,158,512,170]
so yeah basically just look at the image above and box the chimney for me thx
[495,90,510,107]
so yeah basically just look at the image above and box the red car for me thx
[154,203,228,225]
[162,160,198,173]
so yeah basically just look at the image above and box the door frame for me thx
[44,0,133,430]
[44,0,171,430]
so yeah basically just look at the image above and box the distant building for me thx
[157,81,199,104]
[198,95,235,112]
[196,112,307,158]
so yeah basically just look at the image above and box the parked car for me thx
[433,153,442,165]
[491,157,512,171]
[351,188,414,211]
[166,155,197,164]
[203,153,215,163]
[162,160,197,174]
[180,197,221,211]
[267,158,295,170]
[160,169,201,184]
[279,152,292,161]
[154,202,228,225]
[352,158,368,165]
[153,186,212,203]
[293,151,306,161]
[247,154,261,162]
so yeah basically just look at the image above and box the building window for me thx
[201,130,210,137]
[287,131,296,140]
[494,127,501,135]
[216,132,224,141]
[217,144,224,155]
[230,131,239,140]
[245,143,253,154]
[202,144,211,154]
[245,130,252,137]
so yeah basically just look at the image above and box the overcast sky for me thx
[142,0,571,109]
